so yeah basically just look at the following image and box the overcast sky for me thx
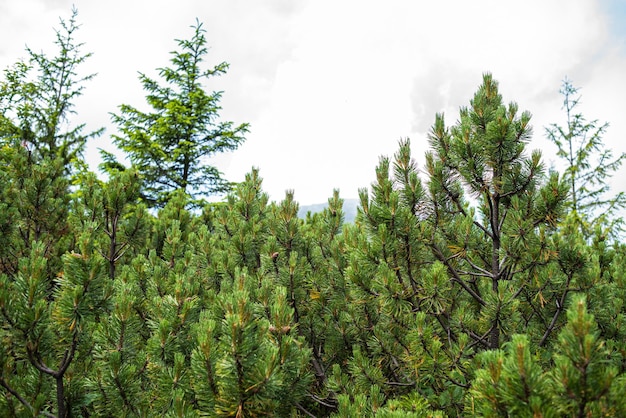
[1,0,625,205]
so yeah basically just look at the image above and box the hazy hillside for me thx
[298,198,359,223]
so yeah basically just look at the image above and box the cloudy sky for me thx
[1,0,625,205]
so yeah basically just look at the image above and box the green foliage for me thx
[0,147,71,278]
[469,296,626,417]
[0,7,102,172]
[192,277,312,416]
[111,20,249,207]
[546,78,626,236]
[426,73,568,350]
[469,334,552,417]
[4,14,626,416]
[71,168,150,279]
[0,8,100,280]
[0,235,109,417]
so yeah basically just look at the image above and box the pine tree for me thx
[468,334,553,417]
[0,232,109,417]
[0,146,70,277]
[286,190,354,415]
[347,140,467,414]
[210,168,269,276]
[550,296,624,416]
[333,76,569,415]
[191,276,312,416]
[71,169,150,280]
[469,296,626,416]
[111,20,249,207]
[426,73,568,349]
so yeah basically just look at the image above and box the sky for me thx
[1,0,625,206]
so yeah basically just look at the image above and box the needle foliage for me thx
[2,10,626,418]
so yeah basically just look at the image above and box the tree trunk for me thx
[56,375,66,418]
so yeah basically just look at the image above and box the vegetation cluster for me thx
[2,10,626,417]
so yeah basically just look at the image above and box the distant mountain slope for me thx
[298,198,359,223]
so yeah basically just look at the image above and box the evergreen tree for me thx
[0,146,70,277]
[0,10,108,417]
[277,190,354,415]
[468,334,553,417]
[469,296,626,417]
[546,78,626,236]
[111,20,249,207]
[192,275,312,416]
[71,169,150,280]
[0,232,110,417]
[0,7,101,172]
[331,75,569,415]
[426,73,567,349]
[0,9,99,278]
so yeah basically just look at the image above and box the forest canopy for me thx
[2,10,626,418]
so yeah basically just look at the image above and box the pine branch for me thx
[0,376,57,418]
[431,243,486,306]
[295,401,317,418]
[539,272,574,347]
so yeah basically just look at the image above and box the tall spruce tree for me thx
[0,7,101,172]
[546,78,626,236]
[111,20,249,207]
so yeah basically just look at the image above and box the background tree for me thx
[0,8,100,277]
[0,7,101,172]
[111,20,249,208]
[546,78,626,236]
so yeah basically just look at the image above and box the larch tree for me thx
[111,20,249,208]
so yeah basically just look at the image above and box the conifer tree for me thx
[347,140,467,414]
[87,192,198,416]
[0,232,109,417]
[88,272,151,416]
[111,20,249,207]
[210,168,269,275]
[0,8,100,277]
[0,146,70,277]
[546,78,626,236]
[0,7,101,172]
[550,296,625,416]
[337,76,569,415]
[72,169,149,279]
[468,334,553,417]
[426,73,568,349]
[469,296,626,416]
[192,275,312,416]
[285,190,354,415]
